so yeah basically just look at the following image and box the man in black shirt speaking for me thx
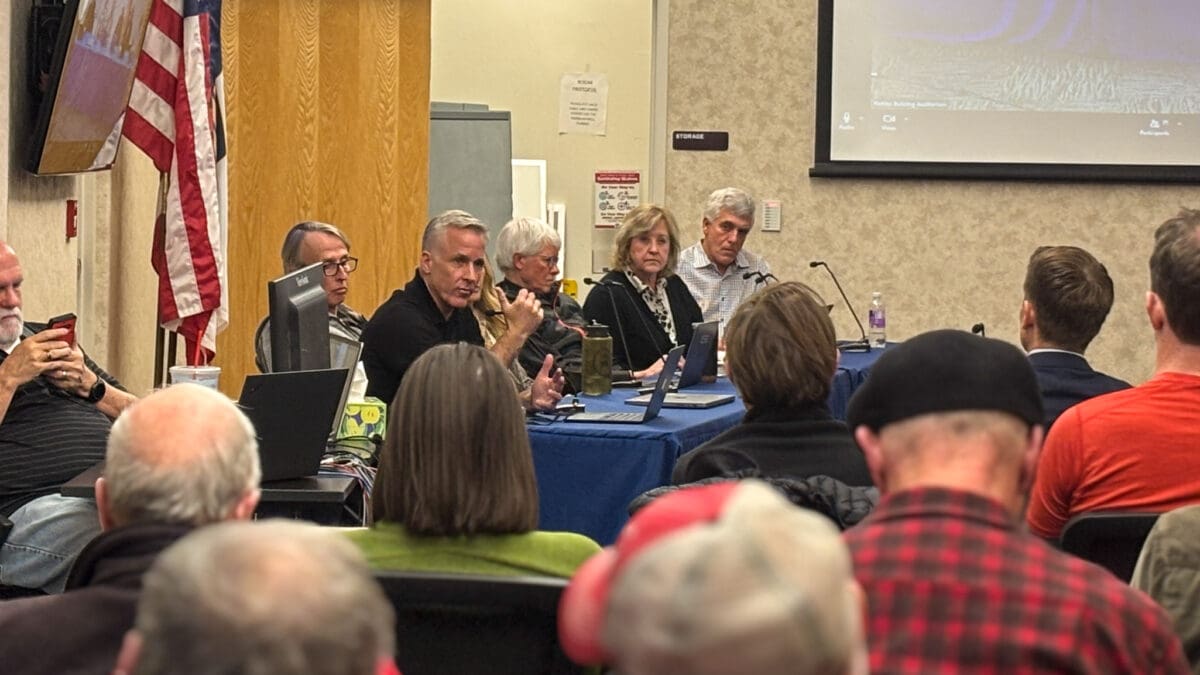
[0,242,137,592]
[361,210,561,409]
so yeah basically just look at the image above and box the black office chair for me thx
[373,571,589,675]
[1059,511,1160,582]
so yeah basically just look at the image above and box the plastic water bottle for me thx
[868,292,886,348]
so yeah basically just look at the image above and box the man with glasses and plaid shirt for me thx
[255,221,369,398]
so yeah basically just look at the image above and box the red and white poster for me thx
[593,171,641,229]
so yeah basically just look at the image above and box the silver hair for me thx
[104,384,260,527]
[494,217,561,273]
[422,209,489,252]
[702,187,756,226]
[132,520,395,675]
[281,221,352,273]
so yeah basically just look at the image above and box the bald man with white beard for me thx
[0,242,137,593]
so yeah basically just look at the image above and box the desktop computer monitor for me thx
[267,262,331,372]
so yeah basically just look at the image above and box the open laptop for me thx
[625,322,733,409]
[327,334,364,438]
[565,346,684,424]
[637,320,719,394]
[238,368,349,481]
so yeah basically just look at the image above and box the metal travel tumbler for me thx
[581,322,613,396]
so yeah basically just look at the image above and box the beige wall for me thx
[665,0,1200,385]
[430,0,653,285]
[4,0,126,383]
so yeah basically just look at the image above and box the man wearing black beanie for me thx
[842,329,1187,675]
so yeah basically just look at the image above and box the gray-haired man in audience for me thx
[114,520,398,675]
[0,382,261,674]
[677,187,772,338]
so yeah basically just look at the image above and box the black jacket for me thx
[0,522,190,674]
[1028,351,1130,430]
[497,279,587,380]
[672,402,874,486]
[630,474,879,531]
[580,271,703,372]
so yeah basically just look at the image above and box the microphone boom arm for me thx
[809,260,870,351]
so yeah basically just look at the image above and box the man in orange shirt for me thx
[1028,208,1200,539]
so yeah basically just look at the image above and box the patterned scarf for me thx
[624,270,676,344]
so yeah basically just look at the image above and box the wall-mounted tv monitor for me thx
[811,0,1200,182]
[26,0,154,176]
[267,262,332,373]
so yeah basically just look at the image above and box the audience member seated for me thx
[1132,504,1200,674]
[1019,244,1130,428]
[559,480,868,675]
[0,383,260,674]
[677,187,772,338]
[112,520,399,675]
[582,204,703,381]
[495,216,592,386]
[472,259,565,412]
[346,343,599,576]
[0,242,138,593]
[361,210,546,405]
[672,282,872,486]
[843,329,1188,674]
[1028,208,1200,539]
[255,220,369,397]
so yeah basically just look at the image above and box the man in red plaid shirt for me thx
[842,329,1188,674]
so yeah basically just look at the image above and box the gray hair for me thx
[105,383,260,527]
[281,221,351,273]
[702,187,755,226]
[422,209,489,252]
[494,217,561,273]
[132,520,395,675]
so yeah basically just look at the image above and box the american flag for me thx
[122,0,227,364]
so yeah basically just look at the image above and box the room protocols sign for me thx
[672,130,729,151]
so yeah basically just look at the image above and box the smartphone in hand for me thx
[47,313,77,348]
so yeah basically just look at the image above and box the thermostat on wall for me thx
[761,199,782,232]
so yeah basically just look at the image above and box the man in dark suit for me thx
[1019,245,1130,429]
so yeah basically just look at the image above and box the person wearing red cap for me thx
[559,480,867,675]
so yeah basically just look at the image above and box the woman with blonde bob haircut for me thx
[582,204,703,381]
[345,343,599,576]
[672,282,873,487]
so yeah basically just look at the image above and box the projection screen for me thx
[811,0,1200,181]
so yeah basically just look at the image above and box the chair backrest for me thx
[1059,511,1160,582]
[373,571,588,675]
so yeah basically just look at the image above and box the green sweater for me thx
[344,521,601,578]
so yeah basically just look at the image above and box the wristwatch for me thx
[84,378,106,403]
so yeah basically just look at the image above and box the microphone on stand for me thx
[809,260,870,352]
[741,270,779,285]
[971,323,986,338]
[584,277,639,381]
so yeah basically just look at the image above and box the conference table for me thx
[529,345,888,545]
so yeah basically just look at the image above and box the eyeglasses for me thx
[528,255,559,267]
[322,257,358,276]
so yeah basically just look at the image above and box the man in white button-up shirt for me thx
[677,187,771,339]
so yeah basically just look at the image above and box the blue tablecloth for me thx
[529,345,890,545]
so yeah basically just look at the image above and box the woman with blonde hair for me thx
[345,343,599,576]
[582,204,703,381]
